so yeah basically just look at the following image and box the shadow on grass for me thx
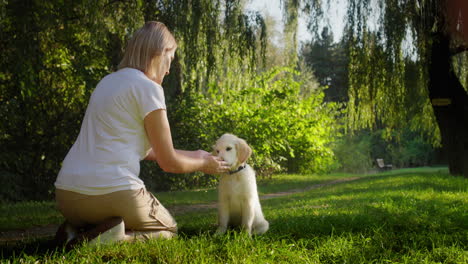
[1,238,64,260]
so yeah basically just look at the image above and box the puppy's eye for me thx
[216,150,220,154]
[226,147,232,151]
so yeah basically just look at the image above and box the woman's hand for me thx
[201,155,230,175]
[175,149,228,174]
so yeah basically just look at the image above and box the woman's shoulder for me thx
[95,68,163,100]
[118,68,162,89]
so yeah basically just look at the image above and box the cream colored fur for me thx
[213,134,269,235]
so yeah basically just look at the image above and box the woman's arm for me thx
[145,149,209,161]
[175,149,211,158]
[144,109,228,174]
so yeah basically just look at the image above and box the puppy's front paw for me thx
[242,228,252,237]
[215,226,227,236]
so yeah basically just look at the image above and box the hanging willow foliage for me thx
[141,0,267,97]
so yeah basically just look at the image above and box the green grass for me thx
[0,172,358,230]
[1,167,467,263]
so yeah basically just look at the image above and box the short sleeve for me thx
[133,81,166,119]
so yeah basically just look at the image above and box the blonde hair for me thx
[118,21,177,75]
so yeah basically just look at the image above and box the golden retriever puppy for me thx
[213,134,269,235]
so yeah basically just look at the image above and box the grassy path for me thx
[168,177,361,215]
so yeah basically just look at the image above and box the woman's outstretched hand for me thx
[200,153,230,175]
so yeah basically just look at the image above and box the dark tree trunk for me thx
[428,33,468,177]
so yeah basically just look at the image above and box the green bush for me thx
[0,170,23,202]
[158,67,341,180]
[333,133,373,173]
[386,129,435,168]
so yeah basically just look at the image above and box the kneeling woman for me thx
[54,21,229,247]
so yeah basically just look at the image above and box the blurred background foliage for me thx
[0,0,445,201]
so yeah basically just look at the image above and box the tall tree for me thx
[300,0,468,177]
[283,0,300,65]
[301,27,349,102]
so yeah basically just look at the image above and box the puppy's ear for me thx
[236,138,252,165]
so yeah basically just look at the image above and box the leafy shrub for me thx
[333,133,373,173]
[146,67,341,184]
[386,129,435,168]
[0,170,24,203]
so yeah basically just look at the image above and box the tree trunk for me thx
[428,33,468,177]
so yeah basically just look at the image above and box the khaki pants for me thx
[55,188,177,241]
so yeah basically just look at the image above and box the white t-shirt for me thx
[55,68,166,195]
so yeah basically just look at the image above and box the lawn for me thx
[1,167,466,263]
[0,172,356,231]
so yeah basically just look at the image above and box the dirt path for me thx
[0,177,361,243]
